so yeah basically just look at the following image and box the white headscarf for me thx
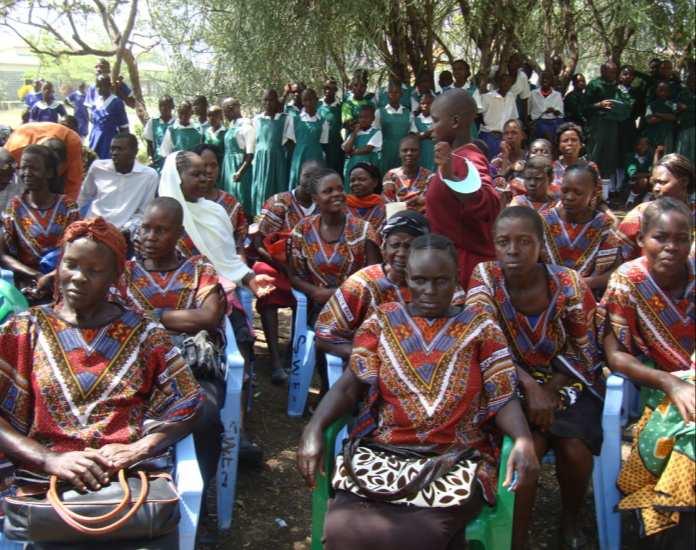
[159,152,252,283]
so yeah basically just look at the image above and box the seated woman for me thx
[119,197,228,488]
[194,143,249,257]
[0,218,201,546]
[288,168,381,326]
[540,162,622,297]
[382,135,433,213]
[528,138,553,161]
[345,163,386,234]
[509,155,556,213]
[467,206,603,549]
[253,160,321,384]
[0,144,80,302]
[617,153,693,261]
[297,234,539,550]
[491,119,528,202]
[599,198,694,550]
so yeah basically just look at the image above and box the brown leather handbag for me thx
[2,470,180,543]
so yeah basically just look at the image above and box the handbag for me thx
[332,438,480,508]
[3,469,180,543]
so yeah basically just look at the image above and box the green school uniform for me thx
[195,120,211,137]
[616,84,639,162]
[414,114,434,171]
[204,126,227,153]
[341,97,372,128]
[584,78,622,177]
[624,152,652,180]
[676,87,695,164]
[645,99,676,151]
[288,114,326,189]
[220,122,253,216]
[251,113,290,216]
[343,127,381,187]
[318,99,344,173]
[169,124,204,152]
[563,89,586,126]
[148,117,174,171]
[378,106,413,174]
[375,83,413,111]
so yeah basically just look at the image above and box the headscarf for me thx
[62,217,127,275]
[381,210,430,239]
[158,152,252,283]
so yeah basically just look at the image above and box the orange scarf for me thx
[345,194,383,209]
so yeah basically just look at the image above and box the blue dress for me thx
[67,91,89,137]
[29,102,67,124]
[88,95,129,159]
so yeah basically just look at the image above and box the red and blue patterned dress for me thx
[348,301,517,504]
[509,193,556,214]
[213,190,249,247]
[467,261,604,452]
[382,166,433,213]
[345,195,387,235]
[1,194,81,271]
[540,206,621,278]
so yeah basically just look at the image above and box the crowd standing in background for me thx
[0,54,693,550]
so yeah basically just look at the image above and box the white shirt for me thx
[509,69,531,100]
[285,110,330,144]
[529,88,564,120]
[479,90,519,133]
[224,118,255,155]
[78,159,159,230]
[143,116,176,141]
[373,104,417,132]
[253,112,293,146]
[341,127,383,153]
[159,121,198,157]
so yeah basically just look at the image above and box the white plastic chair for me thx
[287,289,316,417]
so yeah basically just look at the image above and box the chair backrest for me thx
[0,280,29,324]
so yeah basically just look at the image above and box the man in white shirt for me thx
[478,73,518,157]
[78,133,158,232]
[529,71,565,142]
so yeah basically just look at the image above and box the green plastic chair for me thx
[0,279,29,324]
[311,418,515,550]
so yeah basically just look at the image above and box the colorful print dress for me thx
[597,256,695,537]
[509,193,556,214]
[382,166,433,211]
[214,190,249,247]
[348,301,517,504]
[467,261,604,452]
[1,194,81,271]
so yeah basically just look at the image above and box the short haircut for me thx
[311,167,342,195]
[400,134,420,148]
[642,196,693,234]
[146,196,184,227]
[408,233,458,267]
[359,103,376,114]
[564,161,599,189]
[452,59,469,70]
[192,143,221,161]
[111,132,139,151]
[524,155,553,178]
[494,206,544,242]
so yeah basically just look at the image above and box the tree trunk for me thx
[122,49,149,124]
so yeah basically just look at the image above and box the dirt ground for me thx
[203,309,640,550]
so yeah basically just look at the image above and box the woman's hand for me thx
[297,426,324,488]
[663,376,696,423]
[248,274,275,298]
[43,450,114,491]
[523,382,559,432]
[98,443,147,470]
[503,436,539,492]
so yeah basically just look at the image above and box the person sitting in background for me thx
[491,118,528,201]
[298,234,539,550]
[0,217,201,550]
[346,163,386,234]
[0,144,80,302]
[624,136,654,209]
[28,82,67,124]
[78,132,158,234]
[528,138,553,160]
[529,72,564,142]
[509,155,556,212]
[599,198,694,550]
[382,134,433,213]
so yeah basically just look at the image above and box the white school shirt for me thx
[227,118,256,154]
[284,110,330,144]
[341,127,383,153]
[373,104,417,132]
[529,88,564,120]
[479,90,519,133]
[509,69,531,100]
[253,112,293,146]
[142,116,176,141]
[78,159,159,230]
[159,121,198,156]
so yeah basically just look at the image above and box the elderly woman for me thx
[0,217,201,546]
[298,234,539,550]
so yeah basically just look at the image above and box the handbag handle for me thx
[47,470,148,535]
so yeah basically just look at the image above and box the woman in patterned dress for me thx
[467,206,603,549]
[599,197,694,549]
[288,168,381,324]
[0,218,201,547]
[382,134,433,213]
[540,162,622,297]
[345,163,386,235]
[297,234,539,550]
[509,155,557,214]
[0,144,80,301]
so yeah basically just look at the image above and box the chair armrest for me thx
[175,434,203,495]
[326,353,345,388]
[236,286,254,325]
[224,316,245,384]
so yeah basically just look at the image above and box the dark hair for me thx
[146,196,184,226]
[348,162,382,194]
[175,150,197,174]
[193,95,208,106]
[564,161,599,190]
[494,206,545,243]
[655,153,694,195]
[159,95,174,106]
[452,59,470,70]
[555,122,584,150]
[112,132,139,151]
[409,234,458,267]
[22,144,59,188]
[642,196,693,234]
[529,138,552,155]
[41,138,67,163]
[60,114,79,133]
[524,155,553,179]
[298,159,326,191]
[178,100,192,112]
[359,103,376,115]
[571,73,584,86]
[192,143,222,163]
[311,167,342,195]
[471,138,491,161]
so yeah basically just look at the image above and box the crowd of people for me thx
[0,54,693,550]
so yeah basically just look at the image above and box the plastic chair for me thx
[287,289,316,417]
[592,374,640,550]
[175,433,205,550]
[0,280,29,324]
[0,269,13,285]
[310,418,516,550]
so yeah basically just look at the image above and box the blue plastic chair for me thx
[0,269,13,285]
[287,289,316,417]
[325,353,349,456]
[591,374,640,550]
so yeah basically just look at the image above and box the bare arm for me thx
[159,285,226,334]
[315,339,353,360]
[494,398,540,491]
[0,235,40,281]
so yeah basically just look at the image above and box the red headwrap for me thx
[61,217,127,275]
